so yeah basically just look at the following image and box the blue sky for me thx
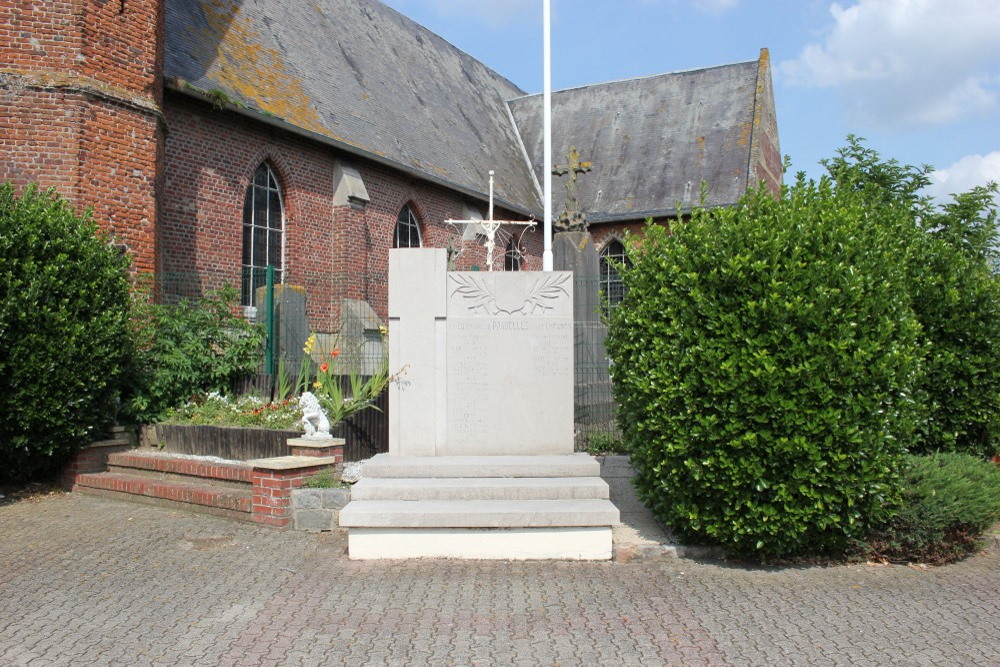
[380,0,1000,201]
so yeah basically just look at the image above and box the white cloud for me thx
[779,0,1000,128]
[925,151,1000,200]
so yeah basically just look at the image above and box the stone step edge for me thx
[76,486,253,523]
[350,477,610,501]
[339,499,620,528]
[107,450,252,484]
[74,472,252,513]
[104,464,252,490]
[362,453,600,479]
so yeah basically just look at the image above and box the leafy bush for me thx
[582,430,627,456]
[908,216,1000,458]
[860,453,1000,564]
[162,392,301,430]
[124,286,265,422]
[607,177,923,560]
[825,139,1000,458]
[0,184,133,483]
[302,468,345,489]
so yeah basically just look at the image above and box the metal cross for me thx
[446,171,536,271]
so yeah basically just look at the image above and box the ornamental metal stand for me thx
[446,171,536,271]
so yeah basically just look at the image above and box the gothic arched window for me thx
[599,239,629,310]
[504,238,522,271]
[393,205,422,248]
[241,162,284,308]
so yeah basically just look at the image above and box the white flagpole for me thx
[542,0,553,272]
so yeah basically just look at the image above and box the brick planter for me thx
[66,432,344,528]
[154,424,306,461]
[60,437,135,490]
[287,437,345,461]
[248,456,340,527]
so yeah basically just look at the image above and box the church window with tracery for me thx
[241,162,284,308]
[599,239,629,310]
[394,205,422,248]
[504,238,522,271]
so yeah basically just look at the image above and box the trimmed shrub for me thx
[607,177,923,559]
[123,285,266,423]
[0,184,133,483]
[861,453,1000,564]
[825,140,1000,457]
[907,188,1000,458]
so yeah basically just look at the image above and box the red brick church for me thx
[1,0,781,332]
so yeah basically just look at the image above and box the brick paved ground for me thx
[1,493,998,666]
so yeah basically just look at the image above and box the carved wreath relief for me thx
[449,273,570,315]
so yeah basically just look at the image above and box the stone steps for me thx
[105,464,251,490]
[340,499,619,528]
[74,448,255,520]
[342,453,620,559]
[362,453,600,478]
[69,443,342,528]
[104,450,253,489]
[74,471,253,516]
[350,476,609,501]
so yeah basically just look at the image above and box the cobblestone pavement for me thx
[1,493,998,666]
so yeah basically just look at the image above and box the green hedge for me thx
[0,184,133,483]
[862,453,1000,564]
[907,188,1000,458]
[607,178,923,559]
[824,140,1000,458]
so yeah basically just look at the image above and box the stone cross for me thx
[552,146,592,232]
[446,170,535,271]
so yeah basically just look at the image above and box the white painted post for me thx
[542,0,553,272]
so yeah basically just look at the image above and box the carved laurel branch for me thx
[449,273,496,313]
[449,273,569,315]
[523,273,570,314]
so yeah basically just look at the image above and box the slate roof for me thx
[164,0,768,224]
[164,0,541,215]
[507,61,762,222]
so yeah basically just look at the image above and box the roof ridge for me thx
[507,57,760,101]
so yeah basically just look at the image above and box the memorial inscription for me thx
[388,249,574,457]
[444,272,573,456]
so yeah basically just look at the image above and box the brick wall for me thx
[750,48,782,197]
[0,0,164,274]
[161,92,541,332]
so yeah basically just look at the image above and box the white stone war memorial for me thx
[339,249,620,559]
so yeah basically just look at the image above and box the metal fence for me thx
[151,267,622,459]
[571,274,621,451]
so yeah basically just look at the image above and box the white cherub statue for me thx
[299,391,332,440]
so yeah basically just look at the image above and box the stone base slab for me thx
[340,499,619,528]
[350,476,609,501]
[348,527,612,560]
[363,453,600,478]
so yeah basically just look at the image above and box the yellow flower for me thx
[378,325,388,336]
[313,381,322,389]
[303,333,317,355]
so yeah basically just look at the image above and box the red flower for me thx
[320,362,329,372]
[331,348,341,358]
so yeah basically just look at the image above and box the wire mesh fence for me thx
[571,274,621,452]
